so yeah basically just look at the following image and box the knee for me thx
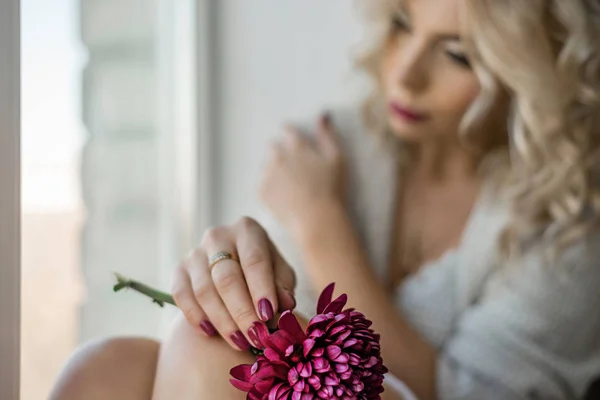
[162,313,245,362]
[50,337,159,400]
[91,336,159,362]
[59,336,159,376]
[153,315,254,400]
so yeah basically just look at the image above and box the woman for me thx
[51,0,600,399]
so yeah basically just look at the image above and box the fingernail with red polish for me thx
[258,298,274,322]
[248,324,263,349]
[231,331,251,351]
[321,111,331,126]
[200,321,217,337]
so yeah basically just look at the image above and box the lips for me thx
[389,101,429,123]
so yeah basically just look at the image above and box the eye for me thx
[446,51,471,68]
[391,15,410,33]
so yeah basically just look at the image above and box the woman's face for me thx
[381,0,480,145]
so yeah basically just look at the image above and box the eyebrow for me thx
[439,34,461,41]
[397,12,462,42]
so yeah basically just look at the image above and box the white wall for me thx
[213,0,367,224]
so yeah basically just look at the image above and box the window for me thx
[20,0,200,398]
[11,2,360,398]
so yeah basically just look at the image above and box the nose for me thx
[392,41,428,93]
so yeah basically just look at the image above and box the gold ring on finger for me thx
[208,251,238,271]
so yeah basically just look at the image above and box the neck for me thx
[411,140,479,183]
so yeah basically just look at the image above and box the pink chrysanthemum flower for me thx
[230,283,388,399]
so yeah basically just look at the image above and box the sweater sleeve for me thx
[435,236,600,400]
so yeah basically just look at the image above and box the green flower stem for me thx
[113,273,176,308]
[113,272,266,356]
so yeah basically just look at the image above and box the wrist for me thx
[293,198,348,249]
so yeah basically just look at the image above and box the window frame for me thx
[0,0,21,398]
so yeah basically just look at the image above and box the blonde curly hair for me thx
[355,0,600,258]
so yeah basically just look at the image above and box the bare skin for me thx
[52,314,405,400]
[49,337,159,400]
[152,314,255,400]
[387,166,480,288]
[49,317,256,400]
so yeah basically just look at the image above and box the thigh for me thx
[50,337,159,400]
[152,314,255,400]
[152,314,408,400]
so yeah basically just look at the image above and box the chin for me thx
[387,118,428,143]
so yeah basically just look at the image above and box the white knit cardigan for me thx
[257,107,600,399]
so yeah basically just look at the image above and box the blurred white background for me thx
[21,1,364,398]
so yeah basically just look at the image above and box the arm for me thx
[296,199,438,400]
[296,200,600,400]
[260,113,437,398]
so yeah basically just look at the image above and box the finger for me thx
[268,140,284,164]
[235,217,278,322]
[316,111,341,160]
[283,125,309,150]
[203,231,262,351]
[171,260,216,337]
[187,248,254,352]
[259,141,282,206]
[269,240,297,311]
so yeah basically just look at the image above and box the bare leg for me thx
[50,318,405,400]
[152,313,406,400]
[49,337,159,400]
[152,314,254,400]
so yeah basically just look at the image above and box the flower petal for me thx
[308,375,321,390]
[323,293,347,314]
[292,391,302,400]
[312,347,325,357]
[276,383,292,400]
[365,356,378,368]
[288,366,299,385]
[248,388,264,400]
[329,325,347,337]
[302,339,316,358]
[278,310,306,342]
[307,314,330,327]
[312,357,330,373]
[229,378,252,392]
[254,366,279,381]
[252,320,272,348]
[230,364,253,380]
[293,378,305,392]
[255,378,276,394]
[326,345,342,361]
[285,344,295,357]
[267,329,295,353]
[334,353,349,363]
[316,283,336,314]
[264,347,282,362]
[299,361,313,378]
[337,330,352,342]
[318,387,331,399]
[352,381,365,393]
[334,363,350,373]
[324,374,340,386]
